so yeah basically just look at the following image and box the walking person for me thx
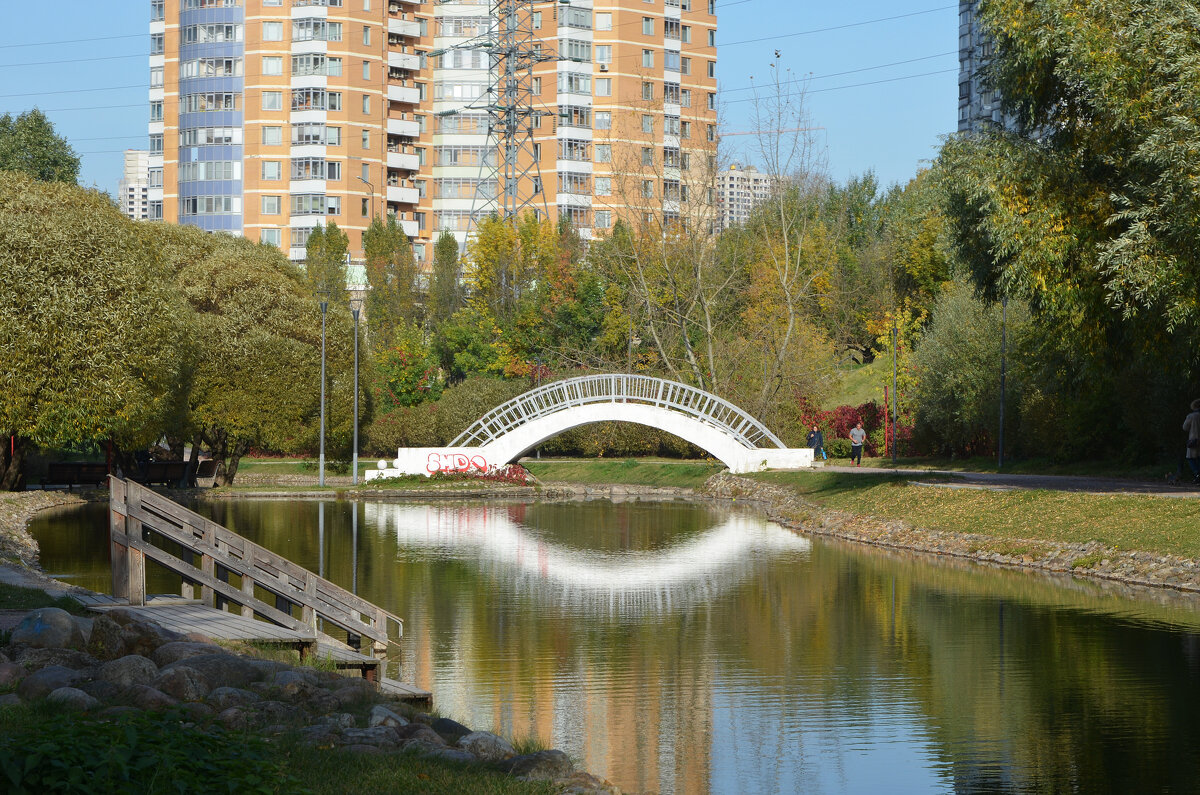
[806,425,826,461]
[849,421,867,467]
[1185,398,1200,485]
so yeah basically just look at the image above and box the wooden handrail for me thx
[109,477,402,648]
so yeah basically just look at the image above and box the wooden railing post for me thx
[200,523,215,608]
[110,478,130,601]
[125,483,146,606]
[301,572,317,632]
[240,575,255,618]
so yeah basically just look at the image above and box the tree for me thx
[363,216,418,343]
[429,231,463,327]
[303,222,349,298]
[0,109,79,184]
[0,173,186,489]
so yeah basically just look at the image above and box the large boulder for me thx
[78,680,123,703]
[120,622,186,658]
[16,665,84,702]
[162,653,267,689]
[45,686,100,712]
[458,731,516,762]
[500,750,575,781]
[11,608,85,650]
[97,655,158,688]
[272,670,316,701]
[431,716,472,743]
[206,686,259,711]
[150,641,223,668]
[122,684,178,711]
[368,704,409,729]
[85,616,127,660]
[11,646,99,672]
[395,723,446,746]
[0,662,25,688]
[153,666,210,702]
[339,727,400,748]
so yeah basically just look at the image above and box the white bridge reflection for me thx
[362,502,811,617]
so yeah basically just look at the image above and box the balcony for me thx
[387,84,421,104]
[388,51,420,71]
[387,151,420,170]
[399,219,419,238]
[388,18,420,38]
[387,185,420,205]
[387,118,420,137]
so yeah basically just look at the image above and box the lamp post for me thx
[999,296,1008,470]
[358,176,375,221]
[892,319,899,466]
[319,300,328,487]
[351,307,360,485]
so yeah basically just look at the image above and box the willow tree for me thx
[0,173,186,488]
[0,109,79,184]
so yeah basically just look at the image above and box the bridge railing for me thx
[451,374,785,450]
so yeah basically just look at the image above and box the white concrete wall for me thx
[365,403,815,479]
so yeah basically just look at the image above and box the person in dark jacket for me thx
[806,425,826,460]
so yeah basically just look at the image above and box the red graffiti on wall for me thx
[426,452,489,474]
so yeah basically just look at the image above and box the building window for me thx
[149,133,163,154]
[642,147,653,166]
[262,196,281,214]
[262,56,283,76]
[642,82,654,100]
[150,67,163,88]
[642,115,653,133]
[681,57,691,75]
[326,197,341,215]
[595,210,611,229]
[708,29,716,46]
[151,0,165,21]
[641,179,654,198]
[263,22,283,41]
[642,17,654,35]
[262,91,283,111]
[362,26,371,46]
[681,121,691,138]
[150,33,164,55]
[362,95,370,114]
[595,78,611,97]
[293,19,343,42]
[263,126,282,145]
[707,61,715,77]
[682,25,691,43]
[262,161,281,180]
[362,60,371,80]
[707,124,716,142]
[362,129,370,149]
[595,45,612,65]
[148,168,163,188]
[642,50,654,68]
[558,72,591,95]
[532,10,541,29]
[596,12,612,30]
[149,201,163,220]
[149,101,163,122]
[707,92,715,110]
[291,194,327,215]
[261,228,282,247]
[664,51,680,71]
[595,177,611,195]
[594,144,611,163]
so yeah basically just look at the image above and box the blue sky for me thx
[0,1,956,196]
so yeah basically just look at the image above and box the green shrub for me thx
[826,438,852,458]
[0,707,298,794]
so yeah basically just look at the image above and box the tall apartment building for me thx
[117,149,153,220]
[150,0,717,264]
[957,0,1014,133]
[714,162,769,230]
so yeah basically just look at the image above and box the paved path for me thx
[818,465,1200,499]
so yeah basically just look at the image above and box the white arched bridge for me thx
[366,374,813,479]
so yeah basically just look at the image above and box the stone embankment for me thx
[0,606,618,794]
[703,473,1200,593]
[0,490,86,567]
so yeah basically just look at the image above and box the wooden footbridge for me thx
[104,477,429,701]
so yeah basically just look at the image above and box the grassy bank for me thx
[750,470,1200,559]
[524,458,724,489]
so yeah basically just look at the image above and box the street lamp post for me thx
[351,307,360,486]
[892,320,899,466]
[999,296,1008,470]
[358,176,375,221]
[319,300,328,487]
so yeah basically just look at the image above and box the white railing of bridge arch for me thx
[451,374,786,450]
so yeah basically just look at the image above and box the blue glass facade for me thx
[177,5,244,233]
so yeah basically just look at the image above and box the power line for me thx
[0,53,144,69]
[0,84,145,99]
[718,50,956,95]
[722,4,956,47]
[0,33,142,49]
[721,67,956,106]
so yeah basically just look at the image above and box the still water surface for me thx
[29,499,1200,794]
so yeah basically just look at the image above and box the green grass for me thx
[750,470,1200,559]
[0,581,86,614]
[824,359,888,409]
[524,457,725,488]
[849,454,1169,480]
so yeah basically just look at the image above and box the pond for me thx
[29,498,1200,794]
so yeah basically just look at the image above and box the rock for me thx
[153,666,209,702]
[431,716,472,743]
[421,746,480,765]
[123,685,178,711]
[86,616,127,660]
[332,683,376,708]
[412,711,435,725]
[71,616,94,645]
[272,670,316,701]
[45,686,100,712]
[319,712,358,729]
[163,654,267,689]
[500,750,575,781]
[0,693,21,707]
[368,704,409,729]
[307,691,340,713]
[340,727,400,748]
[12,646,100,672]
[395,723,446,746]
[17,665,84,701]
[251,700,303,724]
[79,680,123,703]
[11,608,85,650]
[97,655,158,688]
[559,772,622,794]
[0,652,9,664]
[458,731,516,762]
[120,621,186,658]
[247,659,290,680]
[179,702,216,722]
[298,724,340,746]
[182,632,212,643]
[218,707,250,730]
[0,662,26,687]
[342,743,383,754]
[149,641,222,668]
[206,686,259,711]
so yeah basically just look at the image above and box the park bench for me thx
[133,461,188,487]
[43,462,108,490]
